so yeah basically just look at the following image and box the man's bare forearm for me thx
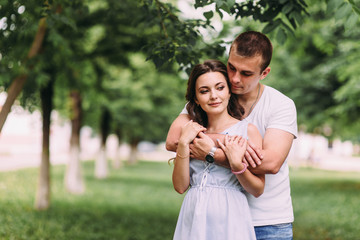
[207,133,231,168]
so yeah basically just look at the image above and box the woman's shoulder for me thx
[226,120,248,135]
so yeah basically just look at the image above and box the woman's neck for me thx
[206,113,238,134]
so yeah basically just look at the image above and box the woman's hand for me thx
[217,135,247,171]
[179,120,206,145]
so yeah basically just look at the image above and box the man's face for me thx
[227,49,269,96]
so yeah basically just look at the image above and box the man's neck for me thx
[238,84,264,118]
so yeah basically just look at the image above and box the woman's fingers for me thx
[217,139,226,151]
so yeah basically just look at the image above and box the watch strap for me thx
[208,146,217,157]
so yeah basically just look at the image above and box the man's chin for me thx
[231,88,243,95]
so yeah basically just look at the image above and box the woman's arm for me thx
[237,124,265,197]
[166,114,191,152]
[217,125,265,197]
[172,141,191,194]
[172,121,206,194]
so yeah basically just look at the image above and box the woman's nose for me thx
[210,90,218,99]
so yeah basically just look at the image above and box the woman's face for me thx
[195,71,231,116]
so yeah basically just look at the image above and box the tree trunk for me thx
[65,90,85,194]
[113,143,123,169]
[34,79,53,210]
[95,145,108,179]
[0,18,47,134]
[95,109,111,179]
[112,128,123,169]
[128,139,140,165]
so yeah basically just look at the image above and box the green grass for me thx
[290,168,360,240]
[1,161,360,240]
[0,161,184,240]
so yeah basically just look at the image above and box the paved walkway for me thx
[289,153,360,172]
[0,150,176,172]
[1,150,360,172]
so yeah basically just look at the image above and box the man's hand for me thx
[189,132,215,160]
[244,138,264,168]
[217,135,247,171]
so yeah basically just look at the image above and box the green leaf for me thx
[262,19,282,33]
[203,11,214,20]
[335,3,353,20]
[327,0,344,14]
[226,0,236,10]
[348,0,360,15]
[282,3,293,15]
[289,11,303,26]
[218,2,231,14]
[215,0,224,8]
[345,13,359,30]
[276,28,287,45]
[216,7,224,19]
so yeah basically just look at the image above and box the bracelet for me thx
[231,163,247,175]
[176,152,189,159]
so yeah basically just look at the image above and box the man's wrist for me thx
[213,148,231,167]
[205,146,217,163]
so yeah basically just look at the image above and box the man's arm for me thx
[166,115,231,167]
[249,128,294,175]
[166,114,191,152]
[189,133,230,167]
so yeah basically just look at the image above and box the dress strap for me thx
[199,162,211,190]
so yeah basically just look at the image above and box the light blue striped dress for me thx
[173,121,256,240]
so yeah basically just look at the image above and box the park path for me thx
[1,148,360,172]
[0,146,176,172]
[1,105,359,173]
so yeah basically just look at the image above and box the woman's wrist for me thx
[231,162,247,175]
[178,140,189,148]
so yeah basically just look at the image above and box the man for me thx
[166,31,297,240]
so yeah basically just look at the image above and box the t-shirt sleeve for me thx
[180,103,189,115]
[267,98,298,139]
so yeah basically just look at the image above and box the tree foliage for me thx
[1,0,359,143]
[267,0,360,142]
[141,0,309,72]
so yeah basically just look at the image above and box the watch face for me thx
[205,154,215,163]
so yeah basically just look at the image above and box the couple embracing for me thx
[166,31,297,240]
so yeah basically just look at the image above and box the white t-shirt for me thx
[180,85,298,227]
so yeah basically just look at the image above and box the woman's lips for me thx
[208,102,221,107]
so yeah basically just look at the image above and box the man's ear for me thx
[260,67,271,80]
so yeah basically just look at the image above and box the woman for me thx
[172,60,264,240]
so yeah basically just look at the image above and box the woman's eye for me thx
[200,90,208,94]
[217,86,225,90]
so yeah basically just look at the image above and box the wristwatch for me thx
[205,146,217,163]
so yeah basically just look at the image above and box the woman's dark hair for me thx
[185,60,244,127]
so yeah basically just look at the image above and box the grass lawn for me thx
[290,168,360,240]
[0,160,359,239]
